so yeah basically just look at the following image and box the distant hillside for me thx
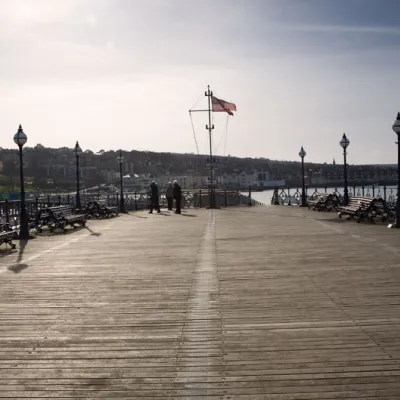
[0,145,397,191]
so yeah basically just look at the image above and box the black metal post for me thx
[119,158,125,213]
[343,150,349,206]
[396,133,400,228]
[205,85,215,209]
[18,145,29,239]
[76,154,81,210]
[5,199,9,225]
[301,156,306,207]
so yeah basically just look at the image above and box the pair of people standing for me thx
[149,180,182,214]
[165,180,182,214]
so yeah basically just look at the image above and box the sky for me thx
[1,0,400,165]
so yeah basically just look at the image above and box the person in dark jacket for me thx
[165,182,173,211]
[149,181,160,213]
[173,180,182,214]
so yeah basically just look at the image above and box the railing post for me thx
[58,195,61,206]
[384,185,387,201]
[372,184,375,197]
[272,187,280,205]
[199,189,202,208]
[248,187,252,206]
[134,192,138,211]
[67,194,70,204]
[287,187,291,206]
[47,195,51,207]
[116,193,119,208]
[324,186,327,193]
[362,185,365,196]
[5,199,9,225]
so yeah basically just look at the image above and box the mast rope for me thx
[224,114,229,156]
[189,111,200,155]
[190,92,204,111]
[214,114,230,156]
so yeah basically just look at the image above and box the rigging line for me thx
[223,114,229,156]
[214,128,224,155]
[190,91,205,111]
[189,111,200,155]
[214,113,230,155]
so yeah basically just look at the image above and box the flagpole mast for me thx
[206,85,215,208]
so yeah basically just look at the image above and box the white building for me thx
[220,170,275,189]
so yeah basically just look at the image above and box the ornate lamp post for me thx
[340,133,350,206]
[299,146,307,207]
[391,112,400,228]
[13,125,29,240]
[74,141,82,210]
[117,151,125,213]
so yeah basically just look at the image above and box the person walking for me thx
[173,180,182,214]
[149,181,160,213]
[165,182,173,211]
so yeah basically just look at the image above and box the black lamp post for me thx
[299,146,307,207]
[391,112,400,228]
[13,125,29,240]
[74,141,82,210]
[117,151,125,213]
[340,133,350,206]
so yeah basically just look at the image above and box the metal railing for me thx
[0,189,256,227]
[271,185,398,207]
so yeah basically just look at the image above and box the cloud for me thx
[283,24,400,35]
[0,0,399,164]
[0,0,84,24]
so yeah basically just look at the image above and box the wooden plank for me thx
[0,207,399,397]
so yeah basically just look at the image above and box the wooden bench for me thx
[337,196,374,222]
[0,224,17,249]
[367,198,390,223]
[387,203,396,222]
[32,208,52,232]
[308,193,328,211]
[85,201,118,219]
[47,205,86,231]
[308,193,340,212]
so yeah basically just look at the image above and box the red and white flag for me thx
[211,96,237,116]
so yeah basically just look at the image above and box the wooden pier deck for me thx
[0,206,400,399]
